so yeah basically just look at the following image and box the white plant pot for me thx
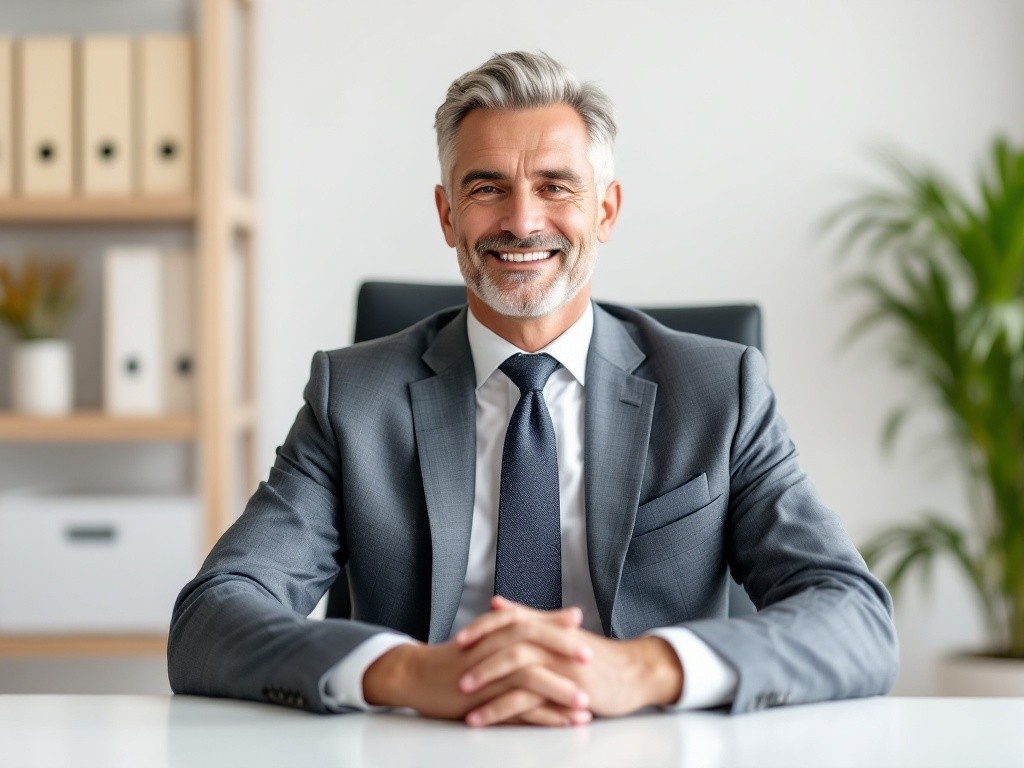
[11,340,74,416]
[937,652,1024,697]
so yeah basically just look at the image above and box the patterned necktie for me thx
[493,353,562,610]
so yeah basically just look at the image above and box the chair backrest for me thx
[327,281,761,620]
[355,281,763,352]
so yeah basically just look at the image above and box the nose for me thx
[499,188,545,239]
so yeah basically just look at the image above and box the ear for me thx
[596,180,622,244]
[435,185,457,247]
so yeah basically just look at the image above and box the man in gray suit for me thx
[169,51,898,726]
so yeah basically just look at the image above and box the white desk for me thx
[0,695,1021,768]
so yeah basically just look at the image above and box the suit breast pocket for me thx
[632,473,711,537]
[617,490,727,635]
[626,490,724,572]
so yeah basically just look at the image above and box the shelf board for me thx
[0,196,196,223]
[0,633,167,657]
[0,411,196,442]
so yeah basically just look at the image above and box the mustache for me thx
[475,234,572,256]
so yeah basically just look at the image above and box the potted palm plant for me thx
[825,137,1024,694]
[0,257,78,415]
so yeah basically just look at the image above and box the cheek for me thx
[554,206,597,246]
[452,206,496,243]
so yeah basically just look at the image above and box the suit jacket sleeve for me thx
[167,351,395,713]
[682,346,899,713]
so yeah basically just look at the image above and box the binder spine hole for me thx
[124,357,141,375]
[98,141,117,161]
[37,142,55,162]
[158,140,178,160]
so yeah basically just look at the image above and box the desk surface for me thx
[1,695,1022,768]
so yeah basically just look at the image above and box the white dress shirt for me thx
[324,303,737,710]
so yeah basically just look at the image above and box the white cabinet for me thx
[0,493,200,632]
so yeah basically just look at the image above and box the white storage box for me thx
[0,491,200,633]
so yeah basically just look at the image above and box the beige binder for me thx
[0,39,13,196]
[80,37,134,196]
[163,252,196,413]
[104,247,165,415]
[17,37,74,197]
[138,35,193,195]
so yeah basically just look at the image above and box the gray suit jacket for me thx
[168,303,898,714]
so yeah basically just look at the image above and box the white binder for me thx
[17,37,74,196]
[0,39,12,196]
[163,252,196,413]
[104,247,164,415]
[138,35,194,195]
[80,36,134,196]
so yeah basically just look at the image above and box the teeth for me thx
[497,251,553,262]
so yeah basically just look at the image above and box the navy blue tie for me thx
[494,353,562,610]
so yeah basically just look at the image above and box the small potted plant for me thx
[0,257,78,415]
[824,137,1024,694]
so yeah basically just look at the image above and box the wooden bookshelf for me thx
[0,0,259,657]
[0,634,167,657]
[0,411,197,442]
[0,196,196,223]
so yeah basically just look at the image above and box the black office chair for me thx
[353,281,763,353]
[326,281,761,621]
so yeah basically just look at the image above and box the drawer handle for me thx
[64,525,118,544]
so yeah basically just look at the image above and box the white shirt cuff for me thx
[322,632,417,711]
[646,627,738,710]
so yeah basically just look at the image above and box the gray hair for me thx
[434,51,616,200]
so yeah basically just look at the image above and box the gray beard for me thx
[458,249,594,318]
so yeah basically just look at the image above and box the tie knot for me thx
[500,353,561,393]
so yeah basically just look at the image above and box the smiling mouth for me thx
[488,250,558,263]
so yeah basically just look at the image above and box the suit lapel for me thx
[585,305,657,637]
[409,309,476,643]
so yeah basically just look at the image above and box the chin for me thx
[470,271,590,319]
[457,242,594,320]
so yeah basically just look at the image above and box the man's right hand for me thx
[362,607,592,726]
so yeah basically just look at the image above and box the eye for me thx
[543,184,569,195]
[472,185,500,195]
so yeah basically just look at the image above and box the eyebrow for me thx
[460,170,507,189]
[459,168,585,189]
[538,168,584,186]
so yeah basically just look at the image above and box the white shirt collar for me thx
[466,301,594,389]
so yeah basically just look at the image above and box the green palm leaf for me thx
[823,137,1024,657]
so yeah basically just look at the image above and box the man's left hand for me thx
[454,596,684,726]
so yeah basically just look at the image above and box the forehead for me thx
[454,104,591,174]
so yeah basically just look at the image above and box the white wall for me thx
[258,0,1024,695]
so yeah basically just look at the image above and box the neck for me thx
[467,288,591,352]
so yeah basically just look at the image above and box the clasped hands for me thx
[363,595,683,727]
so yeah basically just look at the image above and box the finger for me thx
[455,602,581,648]
[510,704,592,728]
[467,620,592,672]
[507,706,572,727]
[460,638,590,696]
[475,664,589,710]
[465,689,548,727]
[455,602,583,648]
[493,595,584,626]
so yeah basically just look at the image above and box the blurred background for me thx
[1,0,1022,698]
